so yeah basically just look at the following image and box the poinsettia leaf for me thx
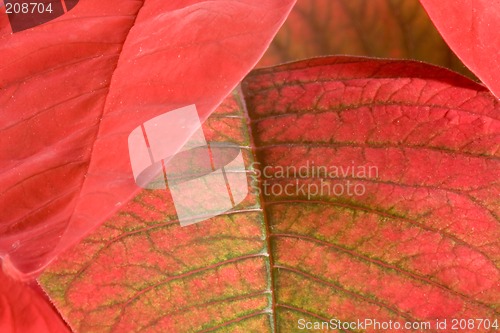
[419,0,500,98]
[40,57,500,332]
[259,0,476,80]
[0,0,295,279]
[40,91,273,332]
[0,267,70,333]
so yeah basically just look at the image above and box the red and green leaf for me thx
[40,92,273,332]
[2,0,499,331]
[40,57,500,332]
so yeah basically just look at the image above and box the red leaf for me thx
[0,0,295,279]
[420,0,500,98]
[40,57,500,332]
[0,267,70,333]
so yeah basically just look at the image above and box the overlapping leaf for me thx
[0,0,294,280]
[40,92,274,332]
[41,57,500,332]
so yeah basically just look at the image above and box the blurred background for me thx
[259,0,476,80]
